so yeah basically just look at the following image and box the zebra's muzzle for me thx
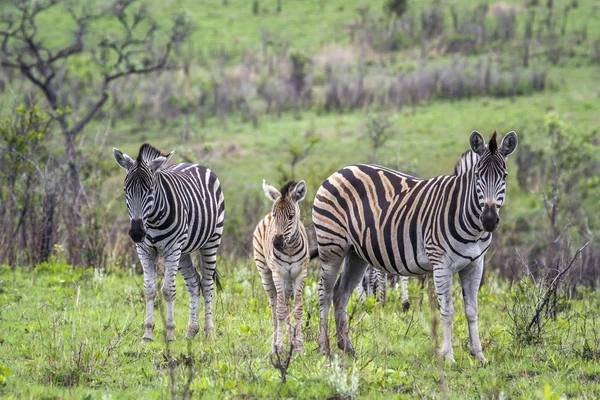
[273,234,284,251]
[480,206,500,232]
[129,219,146,243]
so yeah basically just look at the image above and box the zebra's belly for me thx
[277,262,305,280]
[350,234,432,276]
[143,229,212,255]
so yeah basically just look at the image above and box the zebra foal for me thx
[113,144,225,341]
[253,180,310,354]
[313,131,518,362]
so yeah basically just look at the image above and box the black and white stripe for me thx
[312,131,518,361]
[113,143,225,342]
[358,268,410,310]
[253,180,310,354]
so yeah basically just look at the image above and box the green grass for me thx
[1,260,599,399]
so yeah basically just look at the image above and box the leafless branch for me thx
[526,242,589,333]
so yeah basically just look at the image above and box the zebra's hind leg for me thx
[163,250,182,341]
[333,250,368,355]
[179,254,201,339]
[200,245,220,337]
[137,245,158,342]
[317,255,345,356]
[401,276,410,312]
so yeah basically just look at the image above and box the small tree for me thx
[0,0,191,265]
[364,114,395,163]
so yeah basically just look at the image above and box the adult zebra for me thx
[113,144,225,342]
[312,131,517,362]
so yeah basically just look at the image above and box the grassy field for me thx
[2,0,600,397]
[1,259,599,399]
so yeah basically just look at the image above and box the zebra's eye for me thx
[288,214,294,221]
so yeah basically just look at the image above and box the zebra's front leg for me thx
[200,247,219,337]
[292,267,308,353]
[401,276,410,312]
[433,266,455,362]
[163,251,181,341]
[459,259,486,362]
[179,254,201,339]
[138,245,158,342]
[273,271,288,355]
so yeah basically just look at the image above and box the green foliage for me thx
[1,265,600,398]
[0,106,50,171]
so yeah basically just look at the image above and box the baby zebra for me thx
[253,180,310,354]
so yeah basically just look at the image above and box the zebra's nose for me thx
[480,206,500,232]
[273,234,284,251]
[129,219,146,243]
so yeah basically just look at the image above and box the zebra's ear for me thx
[469,131,486,156]
[113,148,134,171]
[262,179,281,201]
[293,180,307,202]
[149,151,174,173]
[499,131,518,158]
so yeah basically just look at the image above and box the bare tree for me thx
[0,0,190,264]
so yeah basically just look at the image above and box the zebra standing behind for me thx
[358,267,410,311]
[312,131,517,362]
[253,180,310,354]
[113,144,225,342]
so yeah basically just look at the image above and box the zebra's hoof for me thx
[402,301,410,312]
[472,352,487,363]
[142,336,154,342]
[337,339,355,356]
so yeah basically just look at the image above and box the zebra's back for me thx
[312,163,487,276]
[150,163,224,254]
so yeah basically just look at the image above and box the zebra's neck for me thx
[286,225,304,248]
[462,169,486,236]
[146,174,174,227]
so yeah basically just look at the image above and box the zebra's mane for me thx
[453,150,480,176]
[136,143,168,164]
[279,180,297,198]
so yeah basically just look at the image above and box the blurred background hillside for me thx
[1,0,600,288]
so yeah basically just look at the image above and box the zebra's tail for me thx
[214,269,222,291]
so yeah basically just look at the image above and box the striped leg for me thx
[200,243,219,337]
[257,261,279,353]
[401,276,410,312]
[459,258,486,362]
[273,270,288,354]
[376,269,387,306]
[137,245,158,341]
[334,250,368,355]
[433,264,455,362]
[292,266,308,353]
[163,249,182,341]
[318,256,344,355]
[178,254,201,339]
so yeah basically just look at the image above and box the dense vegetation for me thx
[1,0,600,398]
